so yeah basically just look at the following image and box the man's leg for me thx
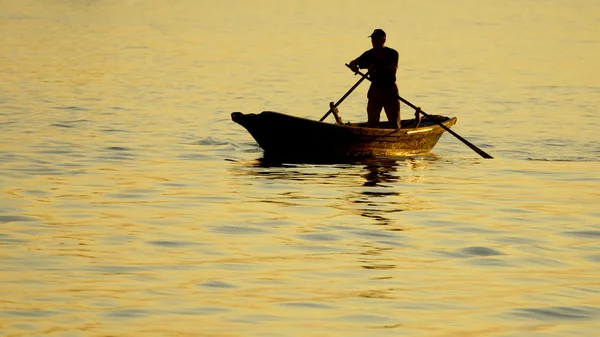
[367,86,383,128]
[383,87,401,129]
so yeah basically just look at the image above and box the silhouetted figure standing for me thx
[348,29,400,128]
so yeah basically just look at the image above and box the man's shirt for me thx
[356,47,399,88]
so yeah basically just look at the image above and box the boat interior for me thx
[349,116,449,129]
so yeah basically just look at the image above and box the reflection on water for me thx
[358,159,426,227]
[234,155,436,228]
[361,160,400,187]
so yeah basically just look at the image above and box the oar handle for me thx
[346,65,493,159]
[320,67,371,122]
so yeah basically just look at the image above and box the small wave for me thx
[53,106,88,111]
[193,136,231,146]
[51,119,90,128]
[104,308,152,319]
[0,233,26,244]
[514,306,599,321]
[279,302,336,309]
[147,240,197,248]
[104,193,143,199]
[211,225,267,235]
[199,280,236,289]
[459,246,504,257]
[298,233,341,242]
[468,258,509,267]
[0,215,38,223]
[586,254,600,262]
[564,230,600,238]
[51,123,74,128]
[5,309,59,318]
[177,153,209,161]
[100,128,129,133]
[105,146,131,151]
[527,156,599,162]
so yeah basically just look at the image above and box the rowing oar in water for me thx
[346,64,493,159]
[320,69,371,123]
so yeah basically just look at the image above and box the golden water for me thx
[1,1,600,336]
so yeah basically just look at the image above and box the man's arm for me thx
[384,61,398,72]
[348,59,360,73]
[385,49,399,72]
[348,50,372,73]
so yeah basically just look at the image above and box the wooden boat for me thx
[231,111,457,160]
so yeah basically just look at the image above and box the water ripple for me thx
[199,280,236,289]
[514,306,599,321]
[104,308,153,319]
[564,230,600,238]
[3,309,59,318]
[459,246,505,257]
[279,302,336,309]
[0,215,38,223]
[147,240,199,248]
[193,136,231,146]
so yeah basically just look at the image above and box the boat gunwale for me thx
[251,110,456,135]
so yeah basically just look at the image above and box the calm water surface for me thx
[1,1,599,336]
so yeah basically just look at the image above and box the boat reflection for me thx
[252,154,436,186]
[355,161,402,227]
[361,159,399,187]
[230,154,437,228]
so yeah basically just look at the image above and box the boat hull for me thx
[231,111,457,159]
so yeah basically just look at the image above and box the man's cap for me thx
[369,29,386,38]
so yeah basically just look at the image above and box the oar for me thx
[320,69,371,122]
[346,65,493,159]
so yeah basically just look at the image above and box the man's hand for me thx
[348,61,359,74]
